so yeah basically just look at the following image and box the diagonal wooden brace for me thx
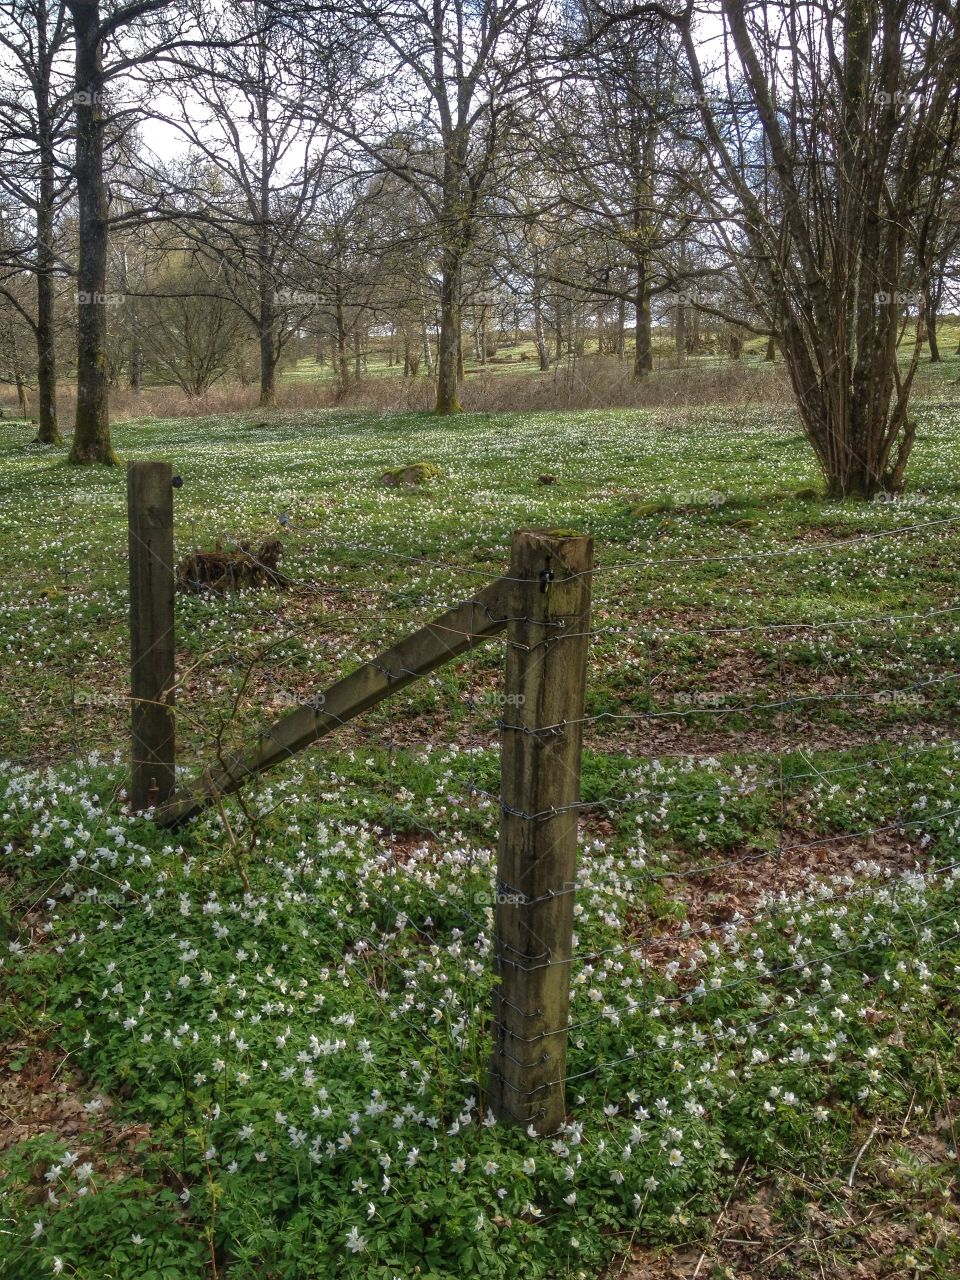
[155,577,511,826]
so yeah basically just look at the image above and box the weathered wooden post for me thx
[488,529,594,1134]
[128,460,176,810]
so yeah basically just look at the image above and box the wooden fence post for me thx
[488,529,594,1134]
[128,460,176,810]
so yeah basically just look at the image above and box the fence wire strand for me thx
[6,493,960,1137]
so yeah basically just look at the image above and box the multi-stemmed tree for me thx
[673,0,960,496]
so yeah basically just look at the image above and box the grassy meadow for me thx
[1,395,960,1278]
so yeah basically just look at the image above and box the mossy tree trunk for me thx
[67,0,116,465]
[633,254,652,377]
[436,245,464,413]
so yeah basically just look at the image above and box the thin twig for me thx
[847,1122,880,1188]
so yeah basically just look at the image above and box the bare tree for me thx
[539,5,692,377]
[148,0,338,406]
[670,0,960,497]
[0,0,74,444]
[142,250,249,395]
[301,0,544,414]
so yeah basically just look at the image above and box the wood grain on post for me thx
[128,460,176,810]
[488,529,593,1134]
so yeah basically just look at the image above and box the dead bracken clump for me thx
[176,539,287,593]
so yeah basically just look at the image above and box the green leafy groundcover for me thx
[2,753,959,1279]
[3,402,960,1274]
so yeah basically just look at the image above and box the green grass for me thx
[3,400,960,764]
[1,400,960,1278]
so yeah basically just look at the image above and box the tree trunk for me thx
[633,259,652,378]
[782,318,917,499]
[821,434,914,499]
[68,0,116,464]
[435,145,472,414]
[572,301,585,357]
[334,298,349,399]
[436,248,463,414]
[35,119,61,444]
[259,291,276,404]
[354,325,363,382]
[253,76,279,407]
[421,305,434,376]
[597,307,609,355]
[257,182,277,406]
[533,283,550,370]
[476,307,487,365]
[675,302,686,365]
[118,249,143,394]
[764,334,776,361]
[129,342,143,391]
[925,301,941,363]
[615,297,626,358]
[8,328,29,417]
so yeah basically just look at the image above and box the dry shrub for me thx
[5,353,953,427]
[458,356,795,412]
[320,357,797,414]
[110,384,267,420]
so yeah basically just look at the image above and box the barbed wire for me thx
[274,511,960,580]
[493,897,960,1109]
[6,495,960,1141]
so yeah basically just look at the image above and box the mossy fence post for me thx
[128,460,176,811]
[488,529,594,1134]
